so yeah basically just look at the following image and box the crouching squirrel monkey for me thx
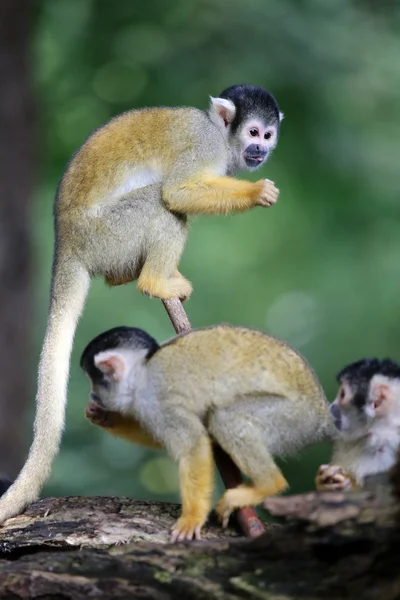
[316,359,400,491]
[81,325,333,542]
[0,85,283,523]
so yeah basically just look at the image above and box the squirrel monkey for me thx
[0,85,283,523]
[80,325,333,542]
[316,359,400,491]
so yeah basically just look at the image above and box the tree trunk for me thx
[0,475,398,599]
[0,0,34,477]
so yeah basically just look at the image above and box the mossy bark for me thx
[0,479,398,599]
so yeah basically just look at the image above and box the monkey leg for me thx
[157,408,213,542]
[208,407,288,528]
[137,246,192,301]
[80,182,189,297]
[170,433,214,542]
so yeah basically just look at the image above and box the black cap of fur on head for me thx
[337,358,400,409]
[218,84,280,134]
[337,358,400,384]
[80,326,159,383]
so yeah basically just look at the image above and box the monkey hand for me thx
[316,464,354,492]
[85,399,116,428]
[255,179,279,208]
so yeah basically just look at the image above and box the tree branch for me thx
[0,486,398,599]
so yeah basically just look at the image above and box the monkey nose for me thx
[329,403,342,430]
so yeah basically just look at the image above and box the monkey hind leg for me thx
[157,408,214,542]
[171,433,214,542]
[136,212,191,300]
[138,257,192,301]
[208,406,288,528]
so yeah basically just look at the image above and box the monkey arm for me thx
[163,175,266,215]
[163,170,280,215]
[85,400,162,449]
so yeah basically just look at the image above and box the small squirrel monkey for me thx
[81,325,333,542]
[316,359,400,491]
[0,85,284,523]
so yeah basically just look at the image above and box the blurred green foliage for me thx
[28,0,400,506]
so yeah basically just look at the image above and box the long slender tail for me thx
[0,254,90,523]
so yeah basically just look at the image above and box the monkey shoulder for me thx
[171,107,229,162]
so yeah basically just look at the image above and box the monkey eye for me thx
[339,388,345,401]
[264,131,272,140]
[249,128,258,137]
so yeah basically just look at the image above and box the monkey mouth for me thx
[244,154,267,168]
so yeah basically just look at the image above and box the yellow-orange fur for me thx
[217,470,288,525]
[58,110,178,209]
[85,400,161,449]
[172,436,214,541]
[163,176,267,215]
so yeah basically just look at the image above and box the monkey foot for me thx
[138,275,193,302]
[85,400,115,428]
[217,476,288,528]
[216,498,235,529]
[170,516,203,542]
[216,487,255,528]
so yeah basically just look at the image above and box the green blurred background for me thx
[26,0,400,506]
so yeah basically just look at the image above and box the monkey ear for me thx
[209,96,236,127]
[279,111,285,121]
[370,382,393,415]
[94,351,126,382]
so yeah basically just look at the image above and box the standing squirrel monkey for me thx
[0,85,283,523]
[316,359,400,491]
[81,325,332,542]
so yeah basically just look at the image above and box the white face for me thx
[238,118,279,171]
[208,98,281,172]
[330,375,399,441]
[330,381,367,439]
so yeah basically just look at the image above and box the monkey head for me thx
[208,84,283,172]
[80,326,159,413]
[330,358,400,441]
